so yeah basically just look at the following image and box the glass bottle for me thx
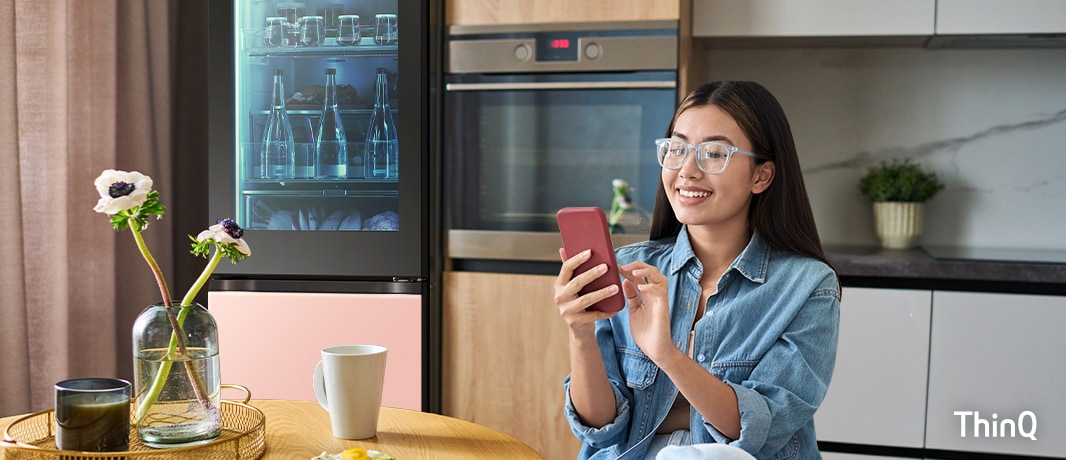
[261,69,295,180]
[132,302,221,448]
[364,68,398,179]
[315,68,347,179]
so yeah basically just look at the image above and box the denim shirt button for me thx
[697,354,706,362]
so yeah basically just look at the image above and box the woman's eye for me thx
[669,148,685,156]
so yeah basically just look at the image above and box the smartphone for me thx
[556,207,625,313]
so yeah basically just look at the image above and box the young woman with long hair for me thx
[555,81,840,460]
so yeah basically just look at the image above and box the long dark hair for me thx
[649,81,831,268]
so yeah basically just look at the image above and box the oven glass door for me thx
[445,71,676,234]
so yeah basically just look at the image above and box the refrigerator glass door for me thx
[210,0,424,278]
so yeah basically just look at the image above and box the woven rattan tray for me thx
[1,391,264,460]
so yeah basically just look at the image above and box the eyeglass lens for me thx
[657,140,732,174]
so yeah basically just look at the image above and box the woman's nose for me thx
[678,147,702,179]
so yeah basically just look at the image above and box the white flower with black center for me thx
[93,169,154,215]
[195,218,252,257]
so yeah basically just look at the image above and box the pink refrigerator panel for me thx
[209,291,422,411]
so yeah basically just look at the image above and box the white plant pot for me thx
[873,202,924,249]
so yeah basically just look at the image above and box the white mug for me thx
[312,344,388,439]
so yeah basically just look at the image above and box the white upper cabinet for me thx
[936,0,1066,34]
[691,0,935,37]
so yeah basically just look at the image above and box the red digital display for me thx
[537,33,579,61]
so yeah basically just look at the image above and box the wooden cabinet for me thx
[936,0,1066,34]
[925,291,1066,457]
[691,0,935,37]
[815,288,932,448]
[441,271,581,460]
[446,0,680,25]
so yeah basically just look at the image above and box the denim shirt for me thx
[564,227,840,460]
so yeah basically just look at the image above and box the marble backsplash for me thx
[700,46,1066,250]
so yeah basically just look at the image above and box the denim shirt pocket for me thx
[770,433,800,460]
[709,360,758,384]
[618,348,658,390]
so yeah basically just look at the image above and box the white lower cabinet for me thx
[815,288,932,448]
[925,291,1066,457]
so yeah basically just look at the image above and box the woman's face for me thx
[661,104,771,230]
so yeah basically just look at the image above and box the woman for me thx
[555,81,840,460]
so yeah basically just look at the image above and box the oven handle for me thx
[445,80,676,91]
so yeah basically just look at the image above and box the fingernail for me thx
[608,285,619,294]
[598,263,608,273]
[582,249,592,257]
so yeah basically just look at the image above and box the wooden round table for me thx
[0,400,543,459]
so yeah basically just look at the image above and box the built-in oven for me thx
[443,21,678,262]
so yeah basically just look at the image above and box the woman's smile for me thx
[676,186,713,202]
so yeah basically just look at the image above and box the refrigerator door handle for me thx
[444,80,676,91]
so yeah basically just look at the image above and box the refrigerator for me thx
[206,0,437,412]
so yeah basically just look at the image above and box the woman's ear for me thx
[751,161,775,194]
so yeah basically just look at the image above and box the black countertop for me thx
[825,245,1066,294]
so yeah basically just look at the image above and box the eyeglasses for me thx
[654,138,760,174]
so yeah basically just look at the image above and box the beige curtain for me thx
[0,0,207,417]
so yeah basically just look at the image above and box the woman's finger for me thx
[621,278,640,306]
[556,248,591,285]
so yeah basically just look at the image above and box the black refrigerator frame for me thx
[206,0,443,413]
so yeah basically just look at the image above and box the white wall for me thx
[699,46,1066,249]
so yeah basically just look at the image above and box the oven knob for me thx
[513,43,532,62]
[583,41,602,60]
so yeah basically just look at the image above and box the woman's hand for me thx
[554,248,620,336]
[620,262,674,360]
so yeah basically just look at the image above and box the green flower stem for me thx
[128,221,173,306]
[134,250,225,423]
[182,249,223,307]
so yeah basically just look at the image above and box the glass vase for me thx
[131,302,221,448]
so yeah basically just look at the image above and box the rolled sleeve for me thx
[700,280,840,457]
[564,378,633,448]
[702,382,771,450]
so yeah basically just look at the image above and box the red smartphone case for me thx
[557,207,625,313]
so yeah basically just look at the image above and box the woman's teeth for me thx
[678,189,711,198]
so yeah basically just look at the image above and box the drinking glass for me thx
[299,15,325,47]
[317,2,344,36]
[337,15,361,46]
[265,17,289,47]
[276,2,305,27]
[374,14,397,45]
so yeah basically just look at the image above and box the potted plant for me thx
[858,159,944,249]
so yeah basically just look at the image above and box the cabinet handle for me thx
[445,81,676,91]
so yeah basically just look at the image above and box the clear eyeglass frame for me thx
[654,138,761,174]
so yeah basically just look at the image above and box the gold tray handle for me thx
[221,383,252,404]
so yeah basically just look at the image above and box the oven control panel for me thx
[446,21,677,74]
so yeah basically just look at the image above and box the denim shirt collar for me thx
[669,225,770,284]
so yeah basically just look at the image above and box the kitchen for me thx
[3,1,1066,459]
[443,1,1066,459]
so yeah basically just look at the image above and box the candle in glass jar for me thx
[54,378,131,452]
